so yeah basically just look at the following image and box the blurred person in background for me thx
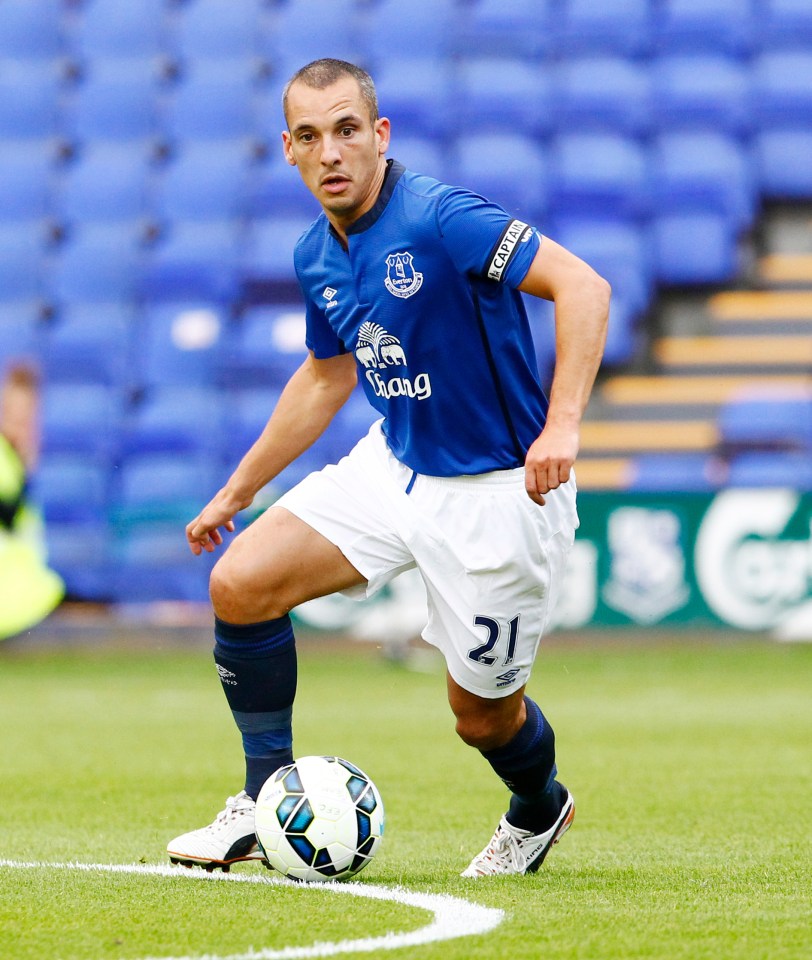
[0,362,63,641]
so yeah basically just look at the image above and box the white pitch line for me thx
[0,859,504,960]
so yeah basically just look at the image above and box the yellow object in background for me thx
[0,434,64,641]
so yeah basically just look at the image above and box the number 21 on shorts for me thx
[468,614,520,666]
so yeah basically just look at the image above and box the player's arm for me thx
[518,236,610,505]
[186,351,357,555]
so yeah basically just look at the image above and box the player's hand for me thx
[186,487,251,556]
[524,422,579,505]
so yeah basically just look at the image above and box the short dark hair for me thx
[282,59,379,126]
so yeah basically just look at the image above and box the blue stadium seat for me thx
[454,59,552,138]
[55,144,151,225]
[160,61,256,143]
[0,224,46,303]
[718,390,812,451]
[453,0,555,58]
[525,234,649,370]
[555,0,652,58]
[629,453,724,492]
[49,223,144,304]
[651,132,757,231]
[265,0,364,76]
[144,221,243,300]
[110,522,214,601]
[45,519,112,600]
[756,129,812,197]
[226,386,284,453]
[0,0,62,59]
[69,0,167,61]
[0,304,43,372]
[651,55,752,135]
[387,136,449,182]
[242,215,314,283]
[114,452,220,511]
[122,386,226,457]
[548,134,650,221]
[330,390,380,450]
[522,295,556,387]
[0,60,60,140]
[374,59,454,137]
[35,453,110,523]
[753,51,812,126]
[759,0,812,51]
[138,300,230,388]
[550,219,653,316]
[41,303,134,386]
[0,143,52,222]
[250,154,327,218]
[225,306,308,388]
[172,0,262,61]
[153,141,253,223]
[551,57,652,136]
[653,0,757,56]
[364,0,458,63]
[65,58,160,144]
[726,452,812,490]
[752,51,812,197]
[651,211,738,285]
[453,133,547,223]
[41,383,122,457]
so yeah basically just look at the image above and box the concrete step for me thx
[653,335,812,371]
[708,290,812,321]
[580,419,717,454]
[600,373,811,407]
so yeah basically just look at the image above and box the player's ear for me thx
[281,131,297,167]
[375,117,391,157]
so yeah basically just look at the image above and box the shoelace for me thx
[475,824,526,873]
[206,793,254,832]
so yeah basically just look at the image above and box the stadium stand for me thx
[1,0,810,601]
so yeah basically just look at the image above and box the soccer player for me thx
[167,59,609,877]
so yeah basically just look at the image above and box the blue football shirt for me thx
[294,160,549,477]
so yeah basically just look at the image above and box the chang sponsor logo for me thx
[355,321,432,401]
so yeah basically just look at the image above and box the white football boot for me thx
[461,789,575,878]
[167,791,266,872]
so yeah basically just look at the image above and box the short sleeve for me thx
[437,188,541,288]
[303,299,347,358]
[293,243,347,359]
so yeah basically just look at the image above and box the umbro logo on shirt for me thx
[322,286,339,309]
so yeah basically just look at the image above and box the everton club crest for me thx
[384,251,423,299]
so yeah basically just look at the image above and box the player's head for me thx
[282,59,379,126]
[282,59,390,228]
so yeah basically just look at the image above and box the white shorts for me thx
[275,422,579,699]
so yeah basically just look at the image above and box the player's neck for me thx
[324,158,389,248]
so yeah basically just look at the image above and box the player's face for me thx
[282,77,390,229]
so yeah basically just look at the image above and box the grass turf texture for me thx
[0,635,809,960]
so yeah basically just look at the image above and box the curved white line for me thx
[0,859,504,959]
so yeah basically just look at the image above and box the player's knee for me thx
[455,712,516,752]
[209,555,279,623]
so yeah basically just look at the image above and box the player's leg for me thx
[410,470,578,876]
[448,673,574,877]
[167,507,366,870]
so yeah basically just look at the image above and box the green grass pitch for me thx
[0,634,809,960]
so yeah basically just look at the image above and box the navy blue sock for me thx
[213,615,297,801]
[481,697,566,833]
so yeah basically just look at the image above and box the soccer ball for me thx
[255,755,384,882]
